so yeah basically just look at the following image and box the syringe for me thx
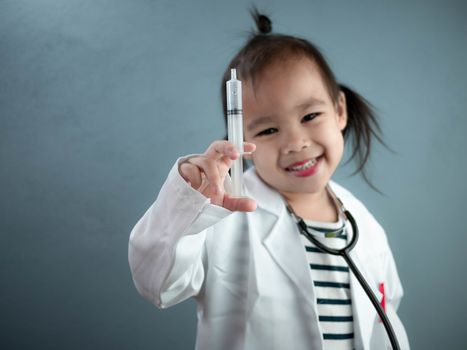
[226,68,244,197]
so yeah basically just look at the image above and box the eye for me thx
[302,113,321,122]
[256,128,278,137]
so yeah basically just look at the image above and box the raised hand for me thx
[179,141,256,212]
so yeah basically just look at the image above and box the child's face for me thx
[243,57,347,201]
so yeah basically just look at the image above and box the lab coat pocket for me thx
[352,251,385,303]
[350,252,385,350]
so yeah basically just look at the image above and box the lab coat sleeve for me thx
[128,157,232,308]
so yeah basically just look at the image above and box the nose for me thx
[281,126,311,154]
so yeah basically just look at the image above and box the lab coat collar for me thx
[244,168,380,350]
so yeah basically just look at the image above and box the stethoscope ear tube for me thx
[289,205,401,350]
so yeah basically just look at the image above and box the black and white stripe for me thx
[301,218,355,350]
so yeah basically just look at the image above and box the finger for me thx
[243,142,256,154]
[179,162,203,188]
[187,157,221,189]
[222,193,257,212]
[193,154,233,187]
[205,140,238,160]
[187,157,223,204]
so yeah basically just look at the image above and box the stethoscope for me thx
[285,186,401,350]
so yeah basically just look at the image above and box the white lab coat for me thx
[129,159,410,350]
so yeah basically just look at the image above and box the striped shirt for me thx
[301,218,355,350]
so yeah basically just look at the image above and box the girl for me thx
[129,11,409,350]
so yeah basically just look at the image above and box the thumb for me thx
[222,193,257,212]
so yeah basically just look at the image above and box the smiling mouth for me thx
[285,158,318,172]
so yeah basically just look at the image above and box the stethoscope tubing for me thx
[290,205,401,350]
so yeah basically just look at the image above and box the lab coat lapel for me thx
[244,169,316,310]
[262,210,317,307]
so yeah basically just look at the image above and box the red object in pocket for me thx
[377,282,386,323]
[379,282,386,313]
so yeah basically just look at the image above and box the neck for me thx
[282,187,338,223]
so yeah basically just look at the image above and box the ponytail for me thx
[340,84,388,191]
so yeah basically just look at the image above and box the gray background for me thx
[1,0,466,349]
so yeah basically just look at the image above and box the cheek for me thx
[251,146,272,169]
[320,121,343,142]
[327,132,345,157]
[316,125,345,157]
[251,149,263,167]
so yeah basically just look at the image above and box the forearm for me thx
[128,158,231,307]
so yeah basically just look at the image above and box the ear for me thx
[336,91,348,131]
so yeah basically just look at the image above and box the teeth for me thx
[288,158,317,171]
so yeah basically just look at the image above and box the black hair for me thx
[221,8,387,190]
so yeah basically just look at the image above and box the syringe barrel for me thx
[226,69,244,196]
